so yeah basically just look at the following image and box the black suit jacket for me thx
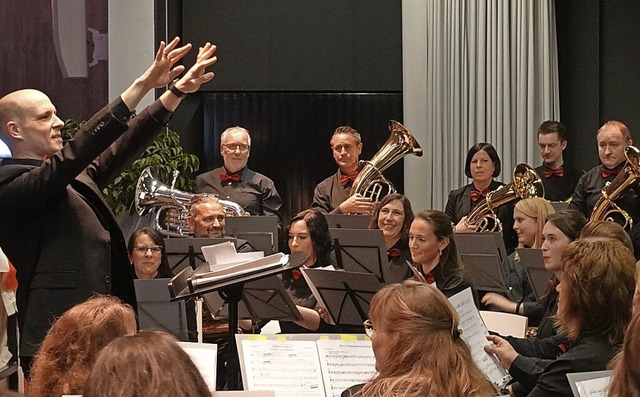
[0,98,169,357]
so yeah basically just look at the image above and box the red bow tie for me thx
[470,188,489,202]
[291,269,303,280]
[544,167,564,178]
[412,271,435,285]
[387,248,401,258]
[339,172,359,186]
[601,167,620,178]
[220,172,241,182]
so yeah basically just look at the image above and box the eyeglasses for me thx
[134,245,163,254]
[222,143,250,152]
[363,319,375,337]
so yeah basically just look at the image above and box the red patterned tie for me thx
[470,188,489,202]
[601,167,620,178]
[387,248,401,258]
[339,172,359,186]
[543,167,564,178]
[220,172,241,182]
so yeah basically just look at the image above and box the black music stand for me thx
[301,268,383,325]
[328,228,390,282]
[454,232,509,293]
[516,248,554,301]
[134,278,189,341]
[324,214,371,229]
[168,251,308,390]
[164,237,236,273]
[225,216,279,254]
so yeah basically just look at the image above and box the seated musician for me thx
[127,227,174,279]
[447,143,518,254]
[569,120,640,256]
[534,121,582,202]
[311,126,375,215]
[342,281,495,397]
[368,194,415,283]
[486,239,635,397]
[194,126,282,219]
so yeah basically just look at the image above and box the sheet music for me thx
[448,288,511,390]
[176,342,218,392]
[316,339,377,397]
[192,253,288,286]
[241,340,326,397]
[576,376,610,397]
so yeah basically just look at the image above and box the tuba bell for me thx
[464,163,545,232]
[589,145,640,230]
[350,120,423,201]
[134,167,245,237]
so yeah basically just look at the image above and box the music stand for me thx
[168,251,309,390]
[454,232,509,293]
[164,237,236,273]
[328,228,390,282]
[134,278,189,341]
[324,214,371,229]
[516,248,554,301]
[550,201,569,212]
[302,268,383,325]
[225,216,279,254]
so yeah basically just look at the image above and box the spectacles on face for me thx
[222,143,250,152]
[363,319,375,337]
[134,245,162,254]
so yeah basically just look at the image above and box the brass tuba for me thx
[134,167,245,237]
[350,120,423,201]
[589,146,640,230]
[464,163,545,232]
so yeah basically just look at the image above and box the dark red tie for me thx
[220,172,241,182]
[601,167,620,178]
[291,269,302,280]
[424,272,436,285]
[543,167,564,178]
[339,172,359,186]
[387,248,401,258]
[470,188,489,202]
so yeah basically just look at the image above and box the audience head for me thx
[220,126,251,173]
[580,220,634,254]
[597,120,632,170]
[513,197,555,249]
[187,194,225,238]
[369,194,414,247]
[84,330,210,397]
[127,227,172,279]
[541,210,587,274]
[608,311,640,397]
[29,295,137,397]
[464,143,501,182]
[0,89,65,159]
[557,239,635,345]
[287,209,332,268]
[362,281,494,397]
[330,126,362,174]
[537,120,568,168]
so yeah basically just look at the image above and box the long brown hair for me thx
[608,311,640,397]
[29,295,137,397]
[359,281,495,397]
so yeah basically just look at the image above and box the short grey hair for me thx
[220,126,252,146]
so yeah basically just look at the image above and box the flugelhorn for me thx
[350,120,423,201]
[589,145,640,230]
[134,167,245,237]
[464,163,545,232]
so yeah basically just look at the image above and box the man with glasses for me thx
[195,126,282,219]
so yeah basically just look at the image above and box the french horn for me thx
[350,120,423,201]
[464,163,545,232]
[134,167,245,237]
[589,145,640,230]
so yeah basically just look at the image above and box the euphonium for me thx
[350,120,423,201]
[589,145,640,230]
[134,167,245,237]
[464,163,545,232]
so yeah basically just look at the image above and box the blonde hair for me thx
[358,281,495,397]
[514,197,555,248]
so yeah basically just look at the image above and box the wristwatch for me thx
[168,80,187,98]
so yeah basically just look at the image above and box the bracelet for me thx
[168,80,187,98]
[515,301,522,315]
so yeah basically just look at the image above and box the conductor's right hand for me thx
[339,194,374,215]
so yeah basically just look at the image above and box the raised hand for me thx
[173,42,218,93]
[139,37,192,89]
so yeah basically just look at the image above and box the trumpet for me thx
[589,146,640,230]
[464,163,545,232]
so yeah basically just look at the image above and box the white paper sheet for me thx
[177,342,218,392]
[576,376,610,397]
[316,339,377,397]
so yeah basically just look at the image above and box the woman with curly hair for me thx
[28,295,137,397]
[343,281,495,397]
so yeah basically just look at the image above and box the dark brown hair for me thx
[127,227,173,278]
[537,120,567,141]
[464,143,501,178]
[369,194,415,247]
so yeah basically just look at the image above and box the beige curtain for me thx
[403,0,559,212]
